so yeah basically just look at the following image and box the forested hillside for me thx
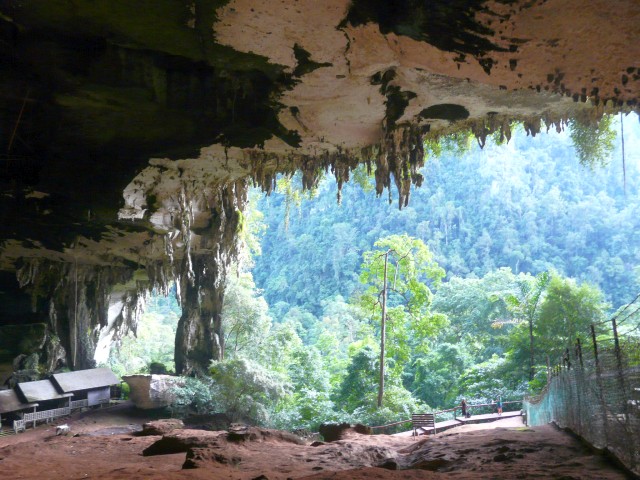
[254,115,640,316]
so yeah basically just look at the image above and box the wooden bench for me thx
[412,413,436,437]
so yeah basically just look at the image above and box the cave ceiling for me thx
[0,0,639,372]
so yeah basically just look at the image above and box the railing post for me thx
[573,337,584,435]
[612,318,631,422]
[612,318,622,371]
[590,324,599,369]
[613,317,635,469]
[575,338,583,369]
[591,323,608,445]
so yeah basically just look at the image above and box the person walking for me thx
[497,397,503,416]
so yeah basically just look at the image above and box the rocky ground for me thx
[0,403,632,479]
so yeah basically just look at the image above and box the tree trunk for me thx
[529,317,535,381]
[378,251,389,408]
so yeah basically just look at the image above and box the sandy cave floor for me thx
[0,403,633,480]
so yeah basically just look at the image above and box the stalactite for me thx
[14,177,249,375]
[167,179,249,375]
[15,257,137,370]
[112,291,147,339]
[177,187,195,284]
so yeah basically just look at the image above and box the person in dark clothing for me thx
[461,399,470,418]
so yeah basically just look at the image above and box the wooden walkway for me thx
[394,410,522,437]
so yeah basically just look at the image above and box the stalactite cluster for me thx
[15,257,139,371]
[243,101,626,210]
[11,178,249,375]
[171,179,248,375]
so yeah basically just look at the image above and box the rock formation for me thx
[0,0,638,376]
[123,374,185,410]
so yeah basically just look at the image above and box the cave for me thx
[0,0,638,385]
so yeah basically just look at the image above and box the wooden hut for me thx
[15,380,73,428]
[16,379,73,410]
[51,367,119,406]
[0,389,38,428]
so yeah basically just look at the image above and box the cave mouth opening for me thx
[96,288,181,377]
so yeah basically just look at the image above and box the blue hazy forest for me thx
[107,114,640,431]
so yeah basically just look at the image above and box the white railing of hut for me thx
[22,406,71,428]
[13,398,112,433]
[23,406,71,422]
[70,399,89,410]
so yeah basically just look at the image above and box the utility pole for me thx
[377,249,389,408]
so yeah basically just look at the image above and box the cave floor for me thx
[0,403,632,479]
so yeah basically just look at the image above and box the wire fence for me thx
[524,317,640,476]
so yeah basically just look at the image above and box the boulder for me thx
[142,429,224,456]
[183,449,241,469]
[122,374,184,410]
[184,413,232,431]
[318,423,372,442]
[226,425,305,445]
[139,419,185,436]
[143,426,304,457]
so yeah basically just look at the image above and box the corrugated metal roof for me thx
[52,367,119,393]
[17,380,71,403]
[0,389,38,414]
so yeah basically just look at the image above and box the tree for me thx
[236,189,267,268]
[537,274,608,362]
[505,271,550,381]
[411,342,470,408]
[105,303,177,376]
[254,116,640,315]
[569,114,616,167]
[222,270,271,358]
[276,173,320,231]
[457,354,525,404]
[333,346,379,413]
[209,358,289,424]
[359,234,446,407]
[432,268,520,361]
